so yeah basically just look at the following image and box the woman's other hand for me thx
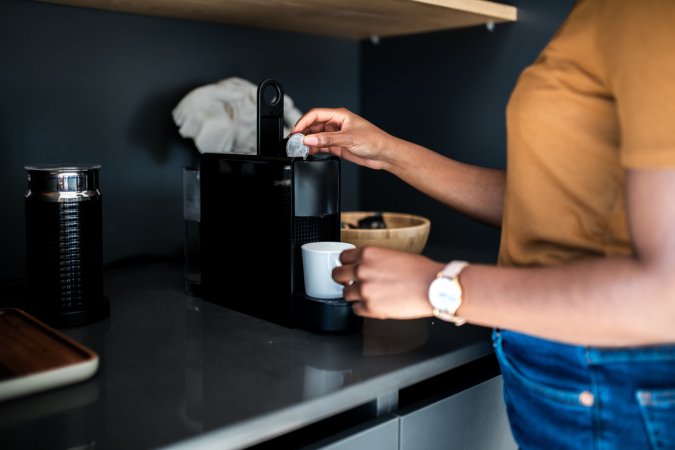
[291,108,400,170]
[332,246,445,320]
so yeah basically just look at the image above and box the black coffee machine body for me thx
[200,80,360,333]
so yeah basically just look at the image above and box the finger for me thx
[307,123,323,135]
[308,145,348,158]
[303,131,353,149]
[307,146,340,158]
[342,282,363,302]
[339,248,362,264]
[351,301,368,317]
[351,301,383,319]
[332,264,356,285]
[292,108,347,134]
[325,122,341,133]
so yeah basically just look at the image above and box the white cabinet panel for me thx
[399,376,516,450]
[302,416,399,450]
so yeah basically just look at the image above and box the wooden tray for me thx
[0,308,99,402]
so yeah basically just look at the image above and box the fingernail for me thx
[304,136,319,146]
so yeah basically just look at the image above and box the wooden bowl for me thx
[340,212,431,254]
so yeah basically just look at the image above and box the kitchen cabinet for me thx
[299,416,400,450]
[37,0,517,39]
[297,376,515,450]
[398,376,516,450]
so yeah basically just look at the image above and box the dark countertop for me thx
[0,261,494,450]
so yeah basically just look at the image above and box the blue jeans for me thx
[493,329,675,449]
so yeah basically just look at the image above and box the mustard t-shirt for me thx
[499,0,675,267]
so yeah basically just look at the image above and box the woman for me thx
[291,0,675,448]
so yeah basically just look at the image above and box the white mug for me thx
[301,242,356,299]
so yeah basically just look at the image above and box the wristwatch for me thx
[428,261,469,325]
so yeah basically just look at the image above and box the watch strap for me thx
[432,260,469,325]
[439,260,469,280]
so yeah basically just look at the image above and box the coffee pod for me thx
[286,133,309,159]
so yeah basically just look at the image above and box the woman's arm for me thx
[293,108,505,227]
[459,168,675,346]
[384,139,505,228]
[334,168,675,347]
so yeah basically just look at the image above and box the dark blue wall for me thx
[0,1,360,279]
[0,0,574,280]
[360,0,574,262]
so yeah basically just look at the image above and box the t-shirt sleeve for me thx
[599,0,675,168]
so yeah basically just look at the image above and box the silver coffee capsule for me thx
[286,133,309,159]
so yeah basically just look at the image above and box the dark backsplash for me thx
[0,0,360,279]
[0,0,574,280]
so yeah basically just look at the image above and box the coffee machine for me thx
[200,79,360,333]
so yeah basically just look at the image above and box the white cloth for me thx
[172,77,303,155]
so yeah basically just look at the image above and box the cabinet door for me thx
[399,376,516,450]
[302,416,399,450]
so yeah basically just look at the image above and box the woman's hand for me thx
[291,108,400,170]
[332,246,445,320]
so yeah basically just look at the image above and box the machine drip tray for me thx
[296,293,362,334]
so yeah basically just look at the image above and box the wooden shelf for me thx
[38,0,517,39]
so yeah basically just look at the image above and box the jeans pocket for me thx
[494,334,594,409]
[637,388,675,450]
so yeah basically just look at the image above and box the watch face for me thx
[429,277,461,312]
